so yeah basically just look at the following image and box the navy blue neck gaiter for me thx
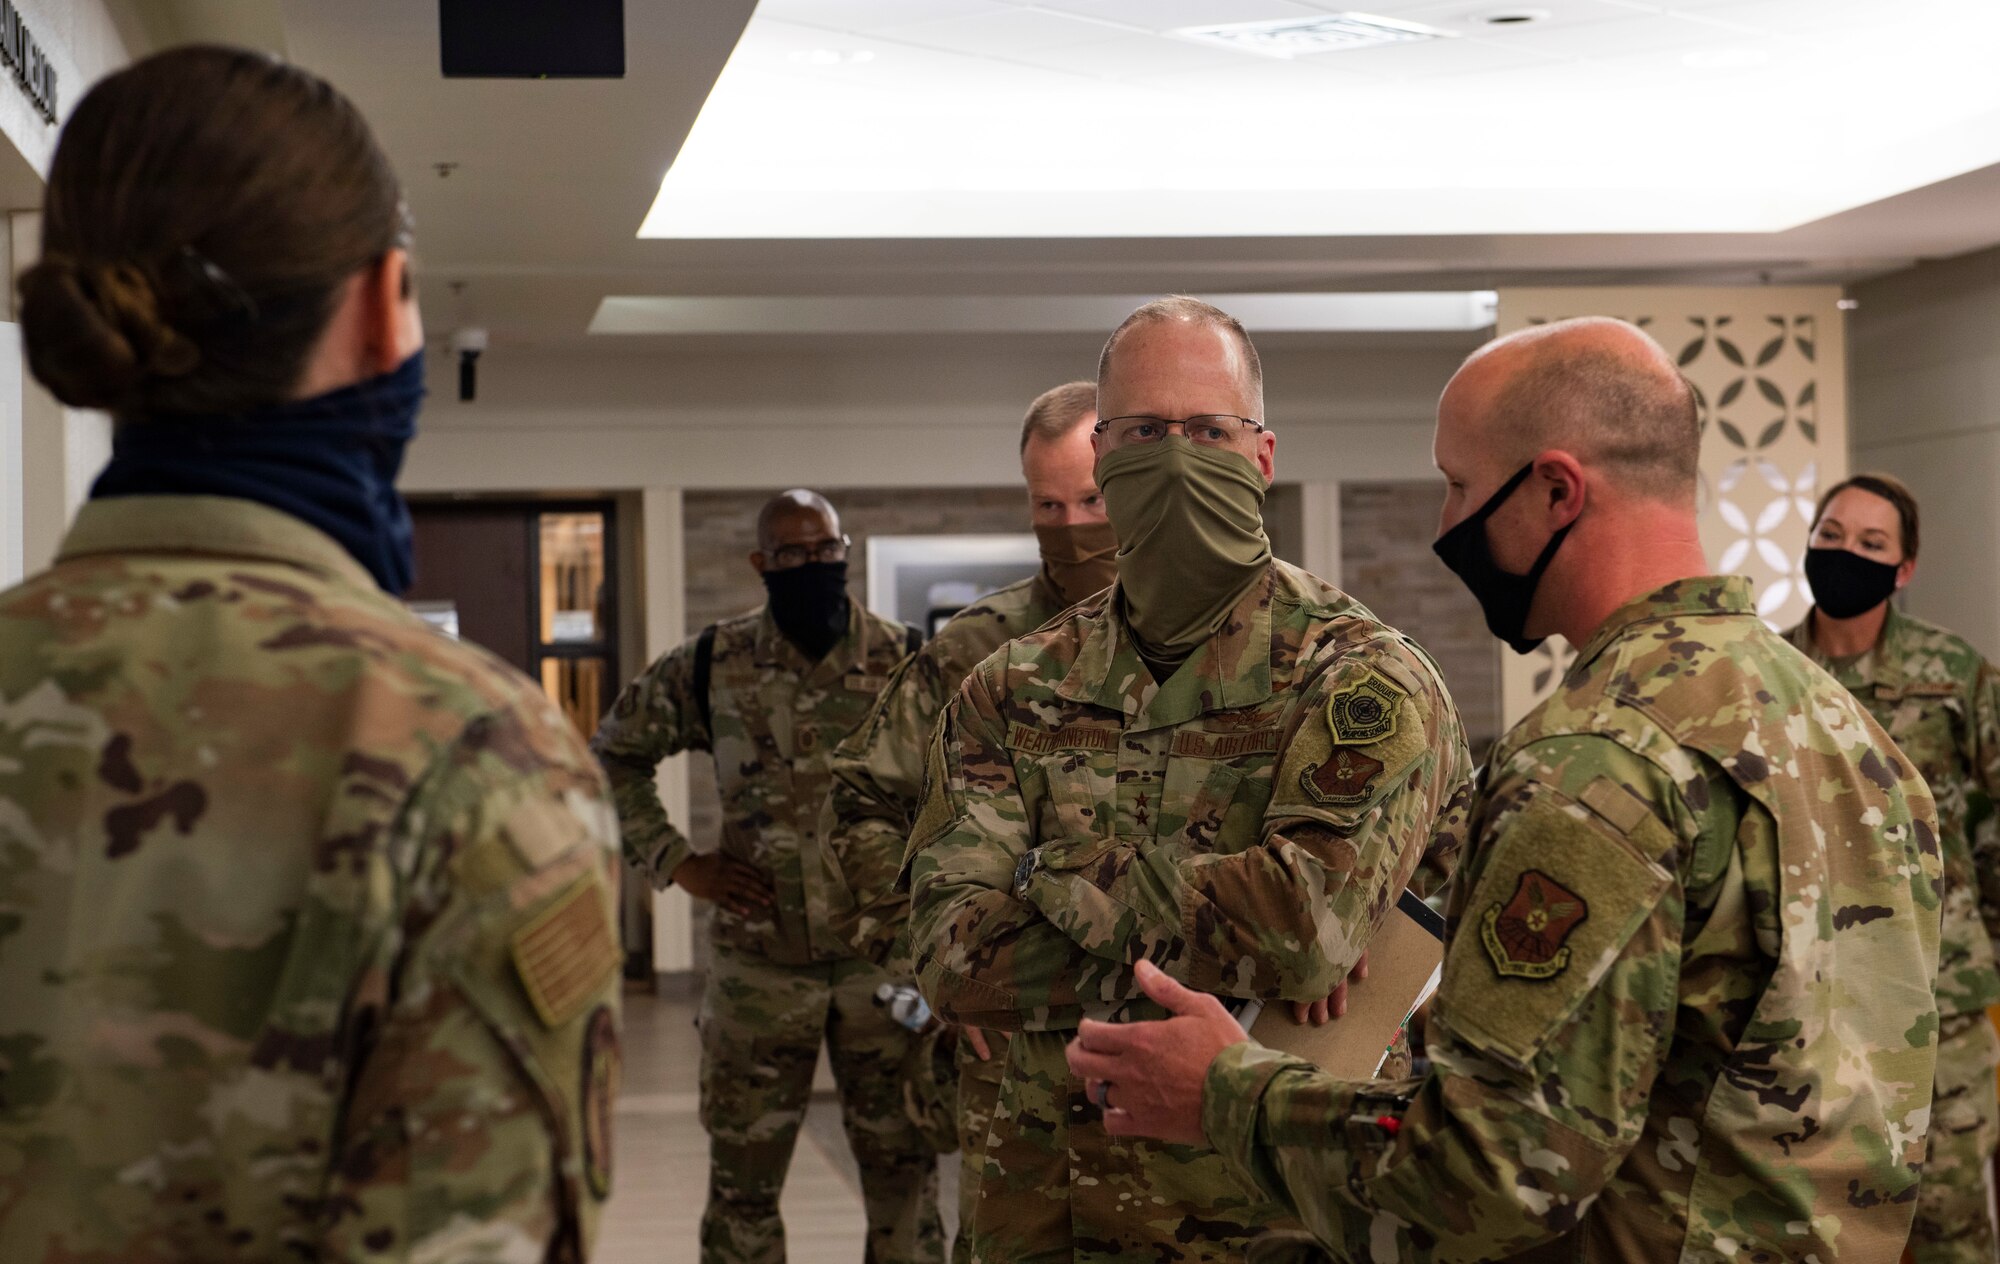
[91,350,426,594]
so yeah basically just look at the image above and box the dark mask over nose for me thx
[1804,547,1900,620]
[1432,461,1575,655]
[763,560,850,660]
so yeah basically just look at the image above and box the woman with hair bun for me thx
[0,45,621,1262]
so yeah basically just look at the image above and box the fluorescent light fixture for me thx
[638,5,2000,239]
[588,292,1501,337]
[1683,47,1770,71]
[1173,13,1454,59]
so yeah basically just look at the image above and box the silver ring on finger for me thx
[1092,1079,1114,1111]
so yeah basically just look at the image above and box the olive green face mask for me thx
[1096,438,1271,670]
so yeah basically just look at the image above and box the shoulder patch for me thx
[581,1004,619,1199]
[1327,669,1404,745]
[1303,747,1384,806]
[512,877,621,1029]
[1480,870,1589,980]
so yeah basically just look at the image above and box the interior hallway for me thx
[598,987,961,1264]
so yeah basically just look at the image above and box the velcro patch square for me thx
[512,878,621,1029]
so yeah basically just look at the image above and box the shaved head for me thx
[1450,317,1698,503]
[757,488,840,552]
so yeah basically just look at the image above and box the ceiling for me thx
[649,0,2000,239]
[237,0,2000,354]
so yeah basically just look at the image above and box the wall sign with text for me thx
[1,0,57,124]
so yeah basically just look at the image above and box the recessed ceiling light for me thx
[1174,13,1456,59]
[788,48,875,66]
[1682,47,1769,71]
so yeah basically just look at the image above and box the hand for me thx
[963,1026,993,1062]
[1290,951,1369,1026]
[673,853,775,918]
[1064,960,1248,1146]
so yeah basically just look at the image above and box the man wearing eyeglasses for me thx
[901,298,1475,1262]
[593,489,943,1264]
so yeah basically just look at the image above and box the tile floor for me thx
[596,987,959,1264]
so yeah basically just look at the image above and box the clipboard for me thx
[1232,889,1445,1079]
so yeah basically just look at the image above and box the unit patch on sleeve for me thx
[1326,670,1404,745]
[1480,869,1589,980]
[1302,747,1385,807]
[580,1004,620,1199]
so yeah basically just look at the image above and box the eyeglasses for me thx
[1094,414,1267,449]
[770,534,851,568]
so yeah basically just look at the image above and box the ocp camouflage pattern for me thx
[820,571,1070,1263]
[905,559,1474,1261]
[1786,605,2000,1263]
[821,571,1071,973]
[593,600,910,964]
[0,495,624,1263]
[1205,575,1943,1263]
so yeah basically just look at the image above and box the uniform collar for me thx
[1569,575,1757,681]
[1056,563,1277,727]
[57,494,378,591]
[755,597,869,685]
[1782,603,1908,690]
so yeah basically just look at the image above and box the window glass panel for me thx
[542,656,607,740]
[540,512,606,644]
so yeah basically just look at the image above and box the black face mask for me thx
[1432,461,1575,655]
[1804,547,1900,620]
[763,560,850,660]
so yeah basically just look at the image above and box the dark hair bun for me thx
[18,258,201,413]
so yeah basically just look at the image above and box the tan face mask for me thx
[1034,519,1119,606]
[1096,438,1271,670]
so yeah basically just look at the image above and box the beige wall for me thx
[400,339,1466,495]
[1849,246,2000,661]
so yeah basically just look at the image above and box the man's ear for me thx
[1534,450,1588,529]
[1258,431,1277,485]
[750,551,768,575]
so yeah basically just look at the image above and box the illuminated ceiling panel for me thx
[640,0,2000,238]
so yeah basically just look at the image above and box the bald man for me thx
[1066,318,1944,1260]
[592,490,943,1264]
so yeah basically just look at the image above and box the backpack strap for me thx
[692,623,718,739]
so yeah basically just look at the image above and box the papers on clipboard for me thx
[1231,888,1445,1079]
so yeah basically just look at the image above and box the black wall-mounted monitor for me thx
[439,0,624,78]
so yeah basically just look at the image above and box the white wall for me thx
[0,0,128,176]
[1850,246,2000,660]
[401,339,1465,495]
[2,1,129,583]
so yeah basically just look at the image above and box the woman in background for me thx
[1786,472,2000,1264]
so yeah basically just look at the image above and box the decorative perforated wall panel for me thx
[1495,288,1848,728]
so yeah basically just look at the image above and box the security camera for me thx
[450,327,489,402]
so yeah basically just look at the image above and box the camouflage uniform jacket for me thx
[1785,605,2000,1016]
[1204,576,1944,1263]
[822,571,1070,970]
[594,599,913,965]
[0,496,624,1264]
[905,558,1474,1031]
